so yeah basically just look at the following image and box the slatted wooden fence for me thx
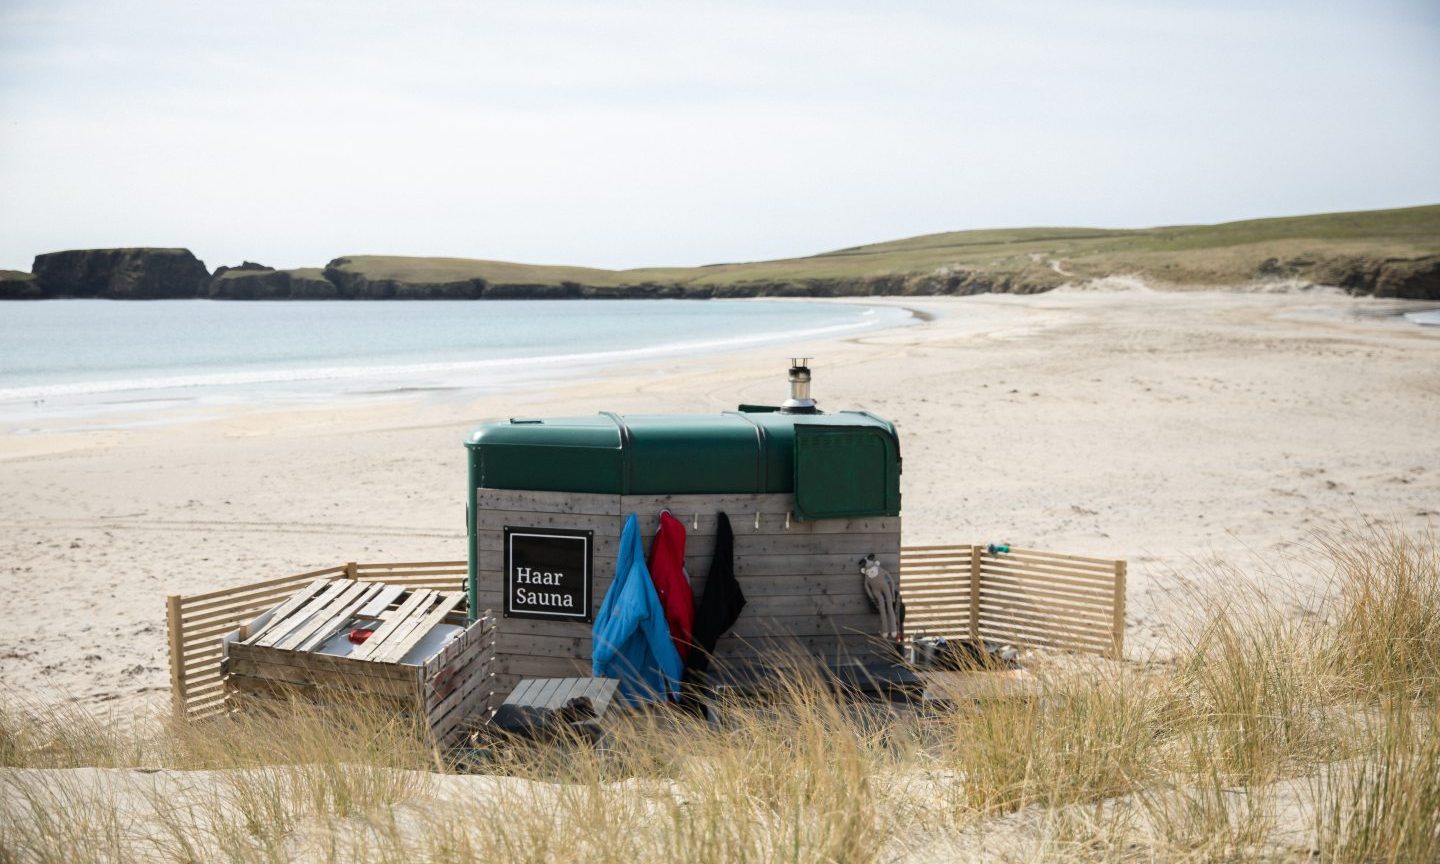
[166,561,465,720]
[901,545,1126,659]
[168,545,1125,719]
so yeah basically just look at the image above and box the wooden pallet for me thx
[166,562,465,721]
[222,579,497,748]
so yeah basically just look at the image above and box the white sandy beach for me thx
[1,288,1437,713]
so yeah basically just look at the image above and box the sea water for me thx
[0,299,913,424]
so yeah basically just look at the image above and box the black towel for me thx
[686,511,746,677]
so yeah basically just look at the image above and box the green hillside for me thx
[326,204,1440,296]
[10,205,1438,300]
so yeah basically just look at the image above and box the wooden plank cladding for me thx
[473,488,898,693]
[898,544,1126,659]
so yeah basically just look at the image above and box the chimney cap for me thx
[781,357,818,414]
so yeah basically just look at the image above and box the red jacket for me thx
[647,511,696,661]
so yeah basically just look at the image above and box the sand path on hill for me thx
[1,289,1436,713]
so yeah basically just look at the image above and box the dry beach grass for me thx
[3,523,1437,863]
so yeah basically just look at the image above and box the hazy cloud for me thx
[1,0,1436,271]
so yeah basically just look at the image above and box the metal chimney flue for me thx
[781,358,818,414]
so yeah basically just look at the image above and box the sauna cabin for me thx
[465,362,904,694]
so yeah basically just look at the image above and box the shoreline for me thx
[0,298,919,433]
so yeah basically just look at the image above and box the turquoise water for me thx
[0,300,912,422]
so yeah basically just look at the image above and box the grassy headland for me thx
[322,204,1440,299]
[8,204,1439,299]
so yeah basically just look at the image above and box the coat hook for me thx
[692,513,698,531]
[754,511,761,530]
[784,511,791,530]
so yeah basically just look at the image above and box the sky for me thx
[0,0,1437,273]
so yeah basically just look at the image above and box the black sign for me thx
[503,526,593,622]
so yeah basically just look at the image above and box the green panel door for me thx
[792,425,900,520]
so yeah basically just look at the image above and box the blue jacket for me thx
[592,513,684,706]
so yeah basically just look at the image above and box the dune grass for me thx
[2,521,1437,862]
[1315,701,1440,864]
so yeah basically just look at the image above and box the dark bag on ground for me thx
[923,637,1020,671]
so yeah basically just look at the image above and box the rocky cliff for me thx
[1301,255,1440,300]
[30,248,211,299]
[207,266,338,300]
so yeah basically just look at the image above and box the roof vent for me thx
[780,358,819,414]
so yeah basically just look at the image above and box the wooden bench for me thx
[491,676,619,740]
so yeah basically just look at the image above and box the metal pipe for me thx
[466,448,478,624]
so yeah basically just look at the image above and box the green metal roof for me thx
[466,408,901,520]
